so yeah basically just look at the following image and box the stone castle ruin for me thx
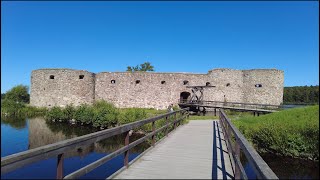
[30,68,284,109]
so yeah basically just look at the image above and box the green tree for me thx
[283,85,319,104]
[126,62,154,72]
[4,85,30,103]
[1,93,5,99]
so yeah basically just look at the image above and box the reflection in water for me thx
[28,117,150,158]
[2,116,151,179]
[240,151,319,179]
[1,115,27,129]
[261,153,319,179]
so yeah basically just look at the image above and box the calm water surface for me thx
[1,116,150,179]
[1,115,319,179]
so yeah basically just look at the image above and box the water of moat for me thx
[1,116,319,179]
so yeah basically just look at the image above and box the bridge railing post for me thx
[56,153,64,179]
[234,139,241,179]
[165,116,169,137]
[174,113,177,130]
[124,130,130,168]
[152,121,156,146]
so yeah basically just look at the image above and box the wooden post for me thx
[234,139,241,179]
[165,116,169,137]
[124,131,130,168]
[227,123,231,141]
[152,121,155,146]
[257,112,260,116]
[174,113,177,129]
[56,153,64,179]
[253,111,256,116]
[214,108,216,116]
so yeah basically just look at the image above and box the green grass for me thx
[232,105,319,160]
[1,99,47,117]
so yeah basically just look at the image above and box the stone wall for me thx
[30,69,95,107]
[242,69,284,105]
[30,68,284,109]
[95,72,208,109]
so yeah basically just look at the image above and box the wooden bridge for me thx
[1,109,278,179]
[179,100,281,116]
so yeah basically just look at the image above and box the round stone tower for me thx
[30,69,95,107]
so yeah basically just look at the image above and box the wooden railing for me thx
[1,109,189,179]
[219,109,278,179]
[179,99,283,110]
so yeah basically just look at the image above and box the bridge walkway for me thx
[179,103,278,114]
[110,120,234,179]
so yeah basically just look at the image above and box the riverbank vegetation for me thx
[1,85,47,117]
[232,105,319,161]
[44,101,185,132]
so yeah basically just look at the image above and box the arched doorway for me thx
[180,92,191,103]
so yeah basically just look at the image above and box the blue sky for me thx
[1,1,319,93]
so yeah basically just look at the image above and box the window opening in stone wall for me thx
[226,83,230,87]
[255,84,262,88]
[206,82,211,86]
[136,80,140,84]
[50,75,54,79]
[161,81,166,84]
[79,75,84,79]
[183,80,189,85]
[111,80,116,84]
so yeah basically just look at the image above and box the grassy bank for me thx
[232,105,319,160]
[1,99,47,117]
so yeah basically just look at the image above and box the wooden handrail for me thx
[219,109,278,179]
[1,108,189,179]
[179,100,282,108]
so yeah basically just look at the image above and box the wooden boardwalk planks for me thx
[111,120,234,179]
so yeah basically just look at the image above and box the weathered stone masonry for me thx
[30,68,284,109]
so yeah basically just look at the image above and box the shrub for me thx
[63,104,76,121]
[92,101,119,128]
[74,104,94,124]
[45,106,65,121]
[118,108,147,125]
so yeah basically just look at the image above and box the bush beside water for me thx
[232,105,319,160]
[44,100,182,132]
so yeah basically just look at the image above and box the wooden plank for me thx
[111,120,234,179]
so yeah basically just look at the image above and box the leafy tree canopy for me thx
[4,85,30,103]
[126,62,154,72]
[283,85,319,104]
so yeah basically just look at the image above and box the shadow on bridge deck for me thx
[110,120,234,179]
